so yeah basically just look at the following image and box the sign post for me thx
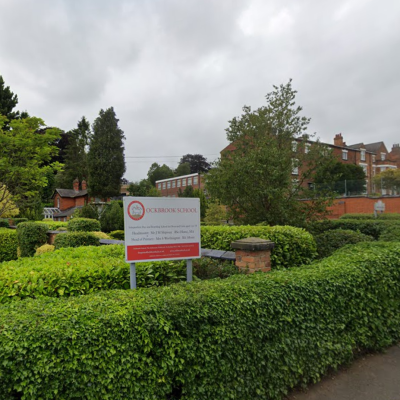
[123,197,201,288]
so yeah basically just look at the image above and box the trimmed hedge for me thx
[53,232,100,249]
[0,242,400,399]
[0,219,10,228]
[67,218,101,232]
[0,245,187,302]
[340,213,400,220]
[307,219,400,240]
[16,222,49,257]
[11,218,28,225]
[42,220,68,230]
[201,225,317,269]
[0,229,18,263]
[379,225,400,241]
[34,244,55,256]
[314,229,374,259]
[109,230,125,240]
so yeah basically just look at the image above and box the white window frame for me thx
[182,179,186,187]
[381,153,386,161]
[305,143,311,154]
[157,183,161,189]
[172,180,176,188]
[292,159,299,175]
[162,182,166,189]
[193,176,198,185]
[360,149,366,161]
[342,150,348,160]
[177,180,181,187]
[187,177,192,186]
[167,181,171,189]
[292,141,297,152]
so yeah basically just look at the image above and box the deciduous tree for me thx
[179,154,211,173]
[147,163,174,186]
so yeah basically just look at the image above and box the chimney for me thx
[81,180,87,190]
[334,133,344,147]
[73,178,79,192]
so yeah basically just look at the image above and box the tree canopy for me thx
[174,162,191,177]
[87,108,126,199]
[0,115,62,218]
[373,168,400,193]
[206,80,336,226]
[179,154,211,174]
[147,163,174,186]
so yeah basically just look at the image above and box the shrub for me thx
[91,231,111,240]
[35,244,55,256]
[54,232,100,249]
[379,226,400,242]
[12,217,28,225]
[67,218,101,232]
[16,222,49,257]
[340,213,400,220]
[75,203,99,220]
[193,257,239,279]
[1,242,400,399]
[109,230,124,240]
[0,219,10,228]
[0,229,18,262]
[204,203,228,225]
[100,201,124,232]
[42,220,68,230]
[314,229,374,259]
[201,225,317,269]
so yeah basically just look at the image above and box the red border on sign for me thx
[127,242,199,261]
[127,200,145,221]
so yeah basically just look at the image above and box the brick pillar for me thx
[231,237,275,273]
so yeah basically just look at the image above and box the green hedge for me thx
[201,225,317,269]
[307,219,400,240]
[340,213,400,220]
[16,222,49,257]
[42,220,68,230]
[109,230,125,240]
[54,232,100,249]
[379,225,400,241]
[67,218,101,232]
[0,245,188,303]
[11,218,28,225]
[1,242,400,399]
[0,219,10,228]
[0,229,18,263]
[314,229,374,259]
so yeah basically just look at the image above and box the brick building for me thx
[156,173,205,197]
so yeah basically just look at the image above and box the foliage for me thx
[314,229,374,259]
[1,242,400,399]
[314,161,366,195]
[0,115,62,218]
[67,218,101,232]
[127,179,153,196]
[0,218,10,228]
[74,203,99,220]
[177,186,208,219]
[11,218,28,225]
[201,225,317,269]
[379,226,400,242]
[55,117,91,188]
[87,107,126,198]
[174,162,191,176]
[91,231,111,239]
[109,230,125,240]
[54,232,100,249]
[373,168,400,193]
[179,154,211,173]
[0,228,18,262]
[204,202,228,225]
[16,222,49,257]
[34,244,55,256]
[340,213,400,220]
[100,201,124,232]
[193,257,239,280]
[41,220,68,230]
[147,162,174,186]
[0,186,18,217]
[206,80,336,225]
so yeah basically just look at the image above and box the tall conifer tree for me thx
[88,107,125,199]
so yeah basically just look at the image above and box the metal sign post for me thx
[186,259,193,282]
[130,263,137,289]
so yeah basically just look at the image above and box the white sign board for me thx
[374,200,385,212]
[123,197,201,263]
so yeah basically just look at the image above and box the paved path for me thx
[285,344,400,400]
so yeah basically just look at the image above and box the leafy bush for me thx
[91,231,111,239]
[201,225,317,269]
[11,217,28,225]
[193,257,239,279]
[314,229,374,259]
[42,220,68,230]
[67,218,101,232]
[340,213,400,220]
[54,232,100,249]
[100,201,124,232]
[379,226,400,242]
[1,242,400,399]
[0,219,10,228]
[35,244,55,256]
[75,203,99,220]
[16,222,49,257]
[0,229,18,262]
[109,230,124,240]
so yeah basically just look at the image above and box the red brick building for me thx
[156,173,205,197]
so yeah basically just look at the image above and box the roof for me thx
[364,142,385,153]
[53,189,88,198]
[53,206,83,218]
[347,143,364,150]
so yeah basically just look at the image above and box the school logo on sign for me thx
[127,201,145,221]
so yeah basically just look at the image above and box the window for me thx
[373,166,376,176]
[193,176,198,185]
[157,183,161,189]
[172,180,176,188]
[292,141,297,152]
[305,143,311,154]
[372,155,376,163]
[381,153,386,161]
[182,179,186,186]
[292,160,299,175]
[361,165,367,175]
[342,150,348,160]
[188,177,192,186]
[167,181,171,189]
[162,182,166,189]
[360,149,366,161]
[57,197,60,208]
[177,180,181,187]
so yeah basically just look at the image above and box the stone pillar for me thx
[231,237,275,273]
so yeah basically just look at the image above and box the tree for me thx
[88,108,126,199]
[206,80,336,226]
[174,162,191,177]
[179,154,211,174]
[373,169,400,193]
[127,179,153,196]
[147,163,174,186]
[0,115,62,218]
[314,161,366,195]
[204,202,228,225]
[178,186,208,219]
[56,117,91,188]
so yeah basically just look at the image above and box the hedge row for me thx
[307,219,400,240]
[41,220,68,230]
[68,218,101,232]
[201,225,317,269]
[1,242,400,399]
[0,229,18,263]
[0,245,187,303]
[340,213,400,220]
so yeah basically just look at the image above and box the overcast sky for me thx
[1,0,399,183]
